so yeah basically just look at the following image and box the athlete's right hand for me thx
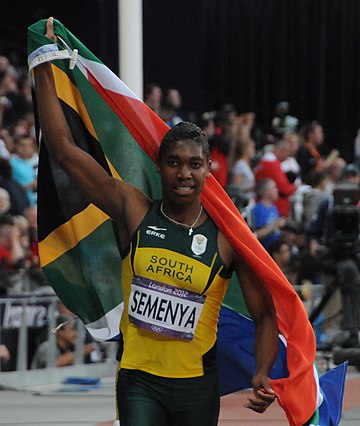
[46,17,57,42]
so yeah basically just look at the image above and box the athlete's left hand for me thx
[244,373,276,413]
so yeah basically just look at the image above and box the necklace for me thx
[160,202,203,235]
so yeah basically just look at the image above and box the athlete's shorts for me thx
[116,368,220,426]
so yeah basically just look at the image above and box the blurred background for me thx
[1,0,360,160]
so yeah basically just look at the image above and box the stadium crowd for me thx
[0,54,359,371]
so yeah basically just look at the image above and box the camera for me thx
[310,183,360,355]
[325,183,360,260]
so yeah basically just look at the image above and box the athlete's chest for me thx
[131,210,224,294]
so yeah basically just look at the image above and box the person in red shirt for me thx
[255,140,296,216]
[208,108,237,188]
[0,221,26,269]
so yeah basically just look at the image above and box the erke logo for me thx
[148,226,167,231]
[191,234,207,255]
[146,226,166,240]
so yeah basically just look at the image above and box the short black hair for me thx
[256,178,274,199]
[158,121,210,161]
[268,240,291,256]
[302,120,321,141]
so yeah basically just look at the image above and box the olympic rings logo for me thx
[151,325,163,333]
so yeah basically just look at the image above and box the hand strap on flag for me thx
[27,19,79,81]
[27,42,72,73]
[28,37,78,74]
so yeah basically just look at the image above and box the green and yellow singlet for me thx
[119,200,232,378]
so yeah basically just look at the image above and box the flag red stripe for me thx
[87,69,168,162]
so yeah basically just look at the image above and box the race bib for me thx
[128,275,206,341]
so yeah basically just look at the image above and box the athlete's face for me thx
[157,139,211,206]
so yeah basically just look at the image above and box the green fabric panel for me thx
[28,19,101,63]
[222,274,251,317]
[43,219,123,324]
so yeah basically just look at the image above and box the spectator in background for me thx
[31,315,101,369]
[10,135,38,206]
[307,163,360,257]
[251,178,287,251]
[0,132,11,159]
[296,121,339,181]
[31,315,77,369]
[302,171,331,230]
[0,188,12,224]
[0,129,14,156]
[325,157,347,195]
[228,138,256,205]
[281,131,301,185]
[10,74,34,124]
[24,206,38,263]
[0,221,26,270]
[236,111,256,146]
[341,163,360,185]
[0,344,11,368]
[254,139,296,217]
[22,205,45,287]
[268,240,296,284]
[290,170,331,231]
[0,158,30,215]
[209,108,237,187]
[11,214,36,271]
[158,100,178,128]
[0,56,17,129]
[271,101,299,137]
[10,117,32,139]
[144,83,162,116]
[280,221,305,257]
[228,111,258,173]
[163,87,184,125]
[197,112,215,140]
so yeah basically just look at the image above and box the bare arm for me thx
[56,350,75,367]
[33,18,150,243]
[235,258,278,413]
[254,217,286,240]
[232,174,254,192]
[219,233,278,413]
[9,224,26,265]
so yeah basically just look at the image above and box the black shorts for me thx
[116,368,220,426]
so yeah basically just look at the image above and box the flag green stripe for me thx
[42,220,123,323]
[28,19,102,64]
[39,203,110,266]
[222,274,250,316]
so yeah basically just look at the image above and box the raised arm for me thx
[33,18,150,245]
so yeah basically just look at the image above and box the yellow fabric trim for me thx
[38,203,109,267]
[52,64,97,140]
[51,64,121,180]
[207,252,219,283]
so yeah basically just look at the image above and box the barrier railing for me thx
[0,274,326,372]
[0,290,94,372]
